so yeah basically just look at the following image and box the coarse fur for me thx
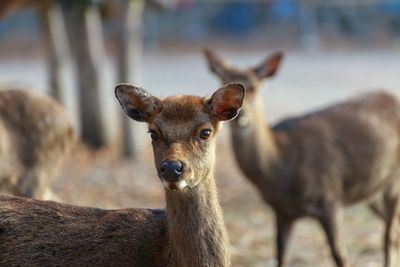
[204,48,400,267]
[0,83,245,266]
[0,89,73,199]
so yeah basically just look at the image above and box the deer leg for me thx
[318,204,347,267]
[275,213,294,267]
[369,200,386,221]
[382,189,400,267]
[16,171,39,198]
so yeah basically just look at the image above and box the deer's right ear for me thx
[115,84,160,122]
[252,51,284,79]
[208,83,245,121]
[203,47,229,78]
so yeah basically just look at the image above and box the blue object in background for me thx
[269,0,297,22]
[382,0,400,14]
[213,2,258,35]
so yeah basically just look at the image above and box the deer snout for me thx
[160,160,183,182]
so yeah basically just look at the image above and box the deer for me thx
[0,88,73,199]
[203,48,400,267]
[0,83,245,266]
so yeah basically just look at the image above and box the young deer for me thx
[204,48,400,267]
[0,89,73,199]
[0,83,245,266]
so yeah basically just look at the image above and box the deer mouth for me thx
[162,179,188,191]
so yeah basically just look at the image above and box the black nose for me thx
[160,161,183,181]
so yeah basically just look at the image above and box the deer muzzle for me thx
[160,160,183,180]
[159,160,189,190]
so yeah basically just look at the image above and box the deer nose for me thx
[160,160,183,181]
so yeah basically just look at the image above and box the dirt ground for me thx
[54,132,384,267]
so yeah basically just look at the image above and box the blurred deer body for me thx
[0,89,73,199]
[234,91,400,214]
[0,83,245,266]
[204,48,400,267]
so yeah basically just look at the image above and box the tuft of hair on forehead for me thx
[158,95,209,123]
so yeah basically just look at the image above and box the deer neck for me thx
[165,170,230,267]
[230,94,279,185]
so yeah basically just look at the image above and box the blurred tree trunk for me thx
[63,1,107,148]
[115,0,145,158]
[39,0,70,103]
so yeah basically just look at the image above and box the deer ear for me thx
[209,83,245,121]
[252,52,284,79]
[203,47,230,78]
[115,83,160,122]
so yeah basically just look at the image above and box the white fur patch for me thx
[163,180,188,190]
[176,180,188,190]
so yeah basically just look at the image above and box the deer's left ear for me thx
[115,83,161,122]
[208,83,245,121]
[203,47,230,79]
[252,51,284,79]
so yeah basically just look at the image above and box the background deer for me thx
[204,48,400,267]
[0,89,73,199]
[0,83,245,266]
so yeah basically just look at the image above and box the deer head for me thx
[115,83,245,191]
[203,48,283,127]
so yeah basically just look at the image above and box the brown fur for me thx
[204,48,400,267]
[0,89,73,199]
[0,196,167,266]
[0,84,245,266]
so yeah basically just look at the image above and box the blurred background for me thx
[1,0,400,266]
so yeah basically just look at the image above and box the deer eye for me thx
[199,129,212,140]
[148,130,159,142]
